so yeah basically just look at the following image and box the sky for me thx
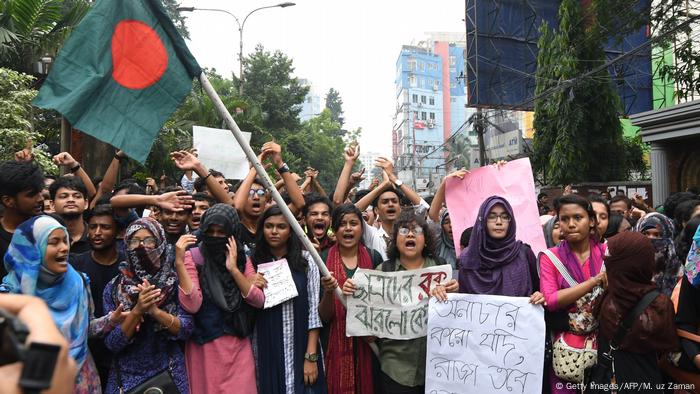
[179,0,465,157]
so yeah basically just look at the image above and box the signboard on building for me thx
[486,129,522,160]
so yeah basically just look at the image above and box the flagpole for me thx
[199,73,380,355]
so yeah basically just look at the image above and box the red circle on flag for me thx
[111,20,168,89]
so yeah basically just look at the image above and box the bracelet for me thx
[114,154,126,161]
[201,173,212,182]
[69,163,81,173]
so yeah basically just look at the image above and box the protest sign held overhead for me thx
[445,158,546,256]
[193,126,252,180]
[33,0,201,163]
[346,265,452,340]
[425,294,545,394]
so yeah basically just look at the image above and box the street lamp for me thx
[178,3,296,96]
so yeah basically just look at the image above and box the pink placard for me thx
[445,158,546,257]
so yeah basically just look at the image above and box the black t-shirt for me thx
[70,250,124,317]
[68,222,91,256]
[0,224,12,278]
[234,222,257,257]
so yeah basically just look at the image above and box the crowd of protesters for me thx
[2,141,700,394]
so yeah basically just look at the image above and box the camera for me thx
[0,307,61,392]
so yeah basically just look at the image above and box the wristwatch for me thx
[393,179,403,187]
[277,163,290,174]
[304,352,318,362]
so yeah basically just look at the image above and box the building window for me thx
[409,75,417,87]
[421,95,426,104]
[412,94,418,103]
[429,112,435,120]
[429,97,435,105]
[421,111,427,120]
[408,59,417,71]
[420,62,425,71]
[451,97,456,103]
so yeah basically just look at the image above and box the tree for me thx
[0,0,90,74]
[0,68,57,174]
[325,88,345,128]
[241,45,309,147]
[161,0,189,40]
[445,133,472,171]
[281,109,345,190]
[532,0,626,185]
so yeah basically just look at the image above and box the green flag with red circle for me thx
[34,0,201,163]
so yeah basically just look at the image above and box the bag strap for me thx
[542,249,579,287]
[611,290,660,349]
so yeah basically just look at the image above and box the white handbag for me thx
[552,334,597,383]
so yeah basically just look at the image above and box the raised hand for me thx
[170,150,200,171]
[175,234,197,261]
[350,168,366,184]
[225,236,238,273]
[261,141,283,167]
[447,168,469,180]
[375,157,395,176]
[155,190,193,212]
[134,280,160,315]
[52,152,78,168]
[108,304,129,325]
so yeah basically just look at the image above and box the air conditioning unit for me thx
[427,121,435,128]
[433,84,439,91]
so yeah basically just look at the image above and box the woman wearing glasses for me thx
[102,217,194,393]
[343,210,456,394]
[433,196,543,302]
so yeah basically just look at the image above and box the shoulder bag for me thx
[583,290,660,393]
[543,249,601,383]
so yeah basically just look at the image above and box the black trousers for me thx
[379,371,424,394]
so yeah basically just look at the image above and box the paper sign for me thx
[425,294,545,394]
[345,265,452,340]
[445,158,546,257]
[193,125,251,180]
[256,259,298,309]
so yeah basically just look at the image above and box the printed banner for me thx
[345,265,452,340]
[445,158,546,256]
[425,294,545,394]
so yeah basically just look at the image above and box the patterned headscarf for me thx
[2,216,90,368]
[684,225,700,288]
[114,217,178,330]
[634,212,683,296]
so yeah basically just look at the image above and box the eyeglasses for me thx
[486,213,512,223]
[127,237,158,250]
[398,226,424,236]
[248,189,266,197]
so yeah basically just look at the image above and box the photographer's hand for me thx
[0,294,77,394]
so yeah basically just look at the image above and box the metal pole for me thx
[199,73,379,355]
[476,108,486,166]
[239,27,244,96]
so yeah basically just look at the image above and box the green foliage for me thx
[622,135,649,180]
[533,0,627,185]
[0,0,90,74]
[445,133,472,170]
[161,0,189,40]
[0,68,57,174]
[241,45,309,147]
[325,88,345,128]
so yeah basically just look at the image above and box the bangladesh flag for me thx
[34,0,201,163]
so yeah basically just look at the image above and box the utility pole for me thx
[475,108,487,166]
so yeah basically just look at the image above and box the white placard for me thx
[425,294,545,394]
[346,265,452,340]
[257,259,298,309]
[193,125,251,180]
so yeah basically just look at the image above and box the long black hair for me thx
[251,205,307,273]
[676,215,700,263]
[386,210,436,261]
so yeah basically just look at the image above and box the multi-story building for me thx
[393,35,475,195]
[298,78,322,122]
[357,151,382,189]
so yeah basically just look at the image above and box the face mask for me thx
[133,245,161,273]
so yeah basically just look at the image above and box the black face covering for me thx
[202,235,228,256]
